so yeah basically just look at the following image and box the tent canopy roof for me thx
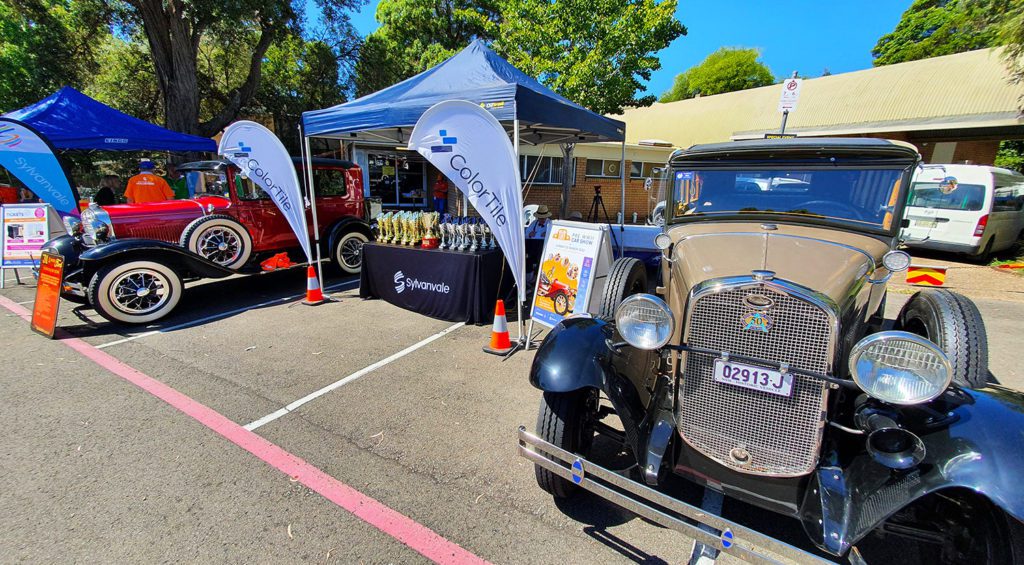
[4,86,216,152]
[301,40,625,145]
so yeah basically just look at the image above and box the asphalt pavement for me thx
[1,259,1022,564]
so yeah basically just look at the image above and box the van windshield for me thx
[671,167,905,230]
[908,182,985,212]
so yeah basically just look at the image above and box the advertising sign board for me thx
[530,220,613,328]
[31,251,64,338]
[2,203,50,285]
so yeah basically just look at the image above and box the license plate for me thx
[713,359,793,397]
[917,219,937,229]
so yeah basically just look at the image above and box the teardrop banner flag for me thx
[219,121,311,262]
[407,101,526,301]
[0,118,80,218]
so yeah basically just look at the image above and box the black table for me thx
[359,243,511,324]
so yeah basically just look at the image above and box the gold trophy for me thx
[421,212,439,248]
[392,212,403,245]
[378,212,391,243]
[411,212,422,246]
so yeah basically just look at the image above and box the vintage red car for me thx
[43,157,373,324]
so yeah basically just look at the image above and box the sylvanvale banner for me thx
[407,100,526,301]
[218,121,311,262]
[0,118,80,218]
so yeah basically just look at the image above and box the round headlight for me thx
[615,294,675,350]
[63,216,83,237]
[654,233,672,250]
[849,331,952,405]
[882,250,911,272]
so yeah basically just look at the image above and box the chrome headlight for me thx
[849,331,952,405]
[63,216,83,238]
[614,294,675,350]
[81,204,114,245]
[882,250,911,272]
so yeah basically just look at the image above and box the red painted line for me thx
[0,295,489,565]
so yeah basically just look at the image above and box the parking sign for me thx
[778,78,802,113]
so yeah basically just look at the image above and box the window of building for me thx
[630,161,663,179]
[521,156,572,185]
[585,159,622,178]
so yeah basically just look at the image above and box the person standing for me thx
[125,160,173,204]
[526,205,552,239]
[94,175,119,206]
[432,172,448,214]
[166,163,189,199]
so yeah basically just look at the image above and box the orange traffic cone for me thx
[483,300,513,355]
[303,265,326,305]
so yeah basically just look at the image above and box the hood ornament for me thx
[751,269,775,281]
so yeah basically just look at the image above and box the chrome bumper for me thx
[517,426,833,565]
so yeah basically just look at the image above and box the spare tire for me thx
[597,257,647,321]
[897,289,989,389]
[179,214,253,269]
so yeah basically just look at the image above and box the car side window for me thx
[313,168,348,197]
[235,175,270,201]
[993,184,1024,212]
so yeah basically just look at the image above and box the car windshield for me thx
[671,167,905,230]
[907,182,985,211]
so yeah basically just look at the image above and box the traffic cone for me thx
[483,300,513,355]
[303,265,326,305]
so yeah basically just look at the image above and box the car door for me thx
[232,173,298,253]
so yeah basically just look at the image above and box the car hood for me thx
[100,196,230,220]
[666,222,892,310]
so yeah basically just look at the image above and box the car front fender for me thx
[803,384,1024,556]
[80,238,236,281]
[326,217,372,252]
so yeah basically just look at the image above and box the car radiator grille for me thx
[678,284,831,477]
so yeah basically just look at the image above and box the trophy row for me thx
[374,211,496,252]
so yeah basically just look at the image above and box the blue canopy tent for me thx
[4,86,216,152]
[299,38,628,255]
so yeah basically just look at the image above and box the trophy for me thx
[411,212,422,246]
[391,212,402,245]
[468,218,479,253]
[482,222,494,249]
[455,218,466,251]
[438,215,449,249]
[421,212,439,248]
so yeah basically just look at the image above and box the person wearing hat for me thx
[125,159,174,204]
[526,204,552,240]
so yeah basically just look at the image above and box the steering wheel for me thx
[795,200,865,221]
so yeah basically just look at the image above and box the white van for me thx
[902,164,1024,260]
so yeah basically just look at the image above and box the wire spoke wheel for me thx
[333,231,369,274]
[340,238,363,268]
[197,227,242,265]
[108,269,171,315]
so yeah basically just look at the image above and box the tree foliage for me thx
[659,47,774,103]
[354,0,685,115]
[872,0,1006,65]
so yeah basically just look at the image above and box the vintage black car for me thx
[518,138,1024,564]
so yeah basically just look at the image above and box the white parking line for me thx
[243,321,466,431]
[16,299,35,305]
[96,279,359,349]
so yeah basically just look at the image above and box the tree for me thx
[0,0,109,111]
[660,47,774,103]
[354,0,684,115]
[872,0,1001,66]
[996,140,1024,172]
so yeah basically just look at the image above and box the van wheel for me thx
[897,289,988,388]
[534,389,599,498]
[597,258,647,320]
[180,215,252,269]
[333,231,369,274]
[972,238,994,264]
[87,260,182,325]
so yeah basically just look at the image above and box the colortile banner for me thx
[408,100,526,300]
[0,118,80,218]
[219,121,311,262]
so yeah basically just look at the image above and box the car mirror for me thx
[654,233,674,263]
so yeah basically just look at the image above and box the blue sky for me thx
[339,0,913,98]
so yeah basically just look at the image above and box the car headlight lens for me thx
[63,216,83,237]
[882,250,911,272]
[615,294,675,350]
[81,204,114,245]
[849,331,952,405]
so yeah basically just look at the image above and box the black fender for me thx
[326,217,372,253]
[41,235,85,269]
[79,238,236,283]
[529,317,660,458]
[803,385,1024,555]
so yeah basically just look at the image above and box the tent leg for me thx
[620,137,626,257]
[302,132,325,290]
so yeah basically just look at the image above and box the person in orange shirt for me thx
[125,160,174,204]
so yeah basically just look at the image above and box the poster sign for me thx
[31,251,64,338]
[530,221,607,328]
[2,203,49,267]
[778,78,802,113]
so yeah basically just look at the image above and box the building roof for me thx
[612,48,1024,147]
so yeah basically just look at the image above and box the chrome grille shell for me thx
[677,277,837,477]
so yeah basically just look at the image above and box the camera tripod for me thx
[588,186,612,223]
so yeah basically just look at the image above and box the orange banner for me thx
[31,251,64,338]
[906,265,947,287]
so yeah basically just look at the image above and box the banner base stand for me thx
[500,335,541,361]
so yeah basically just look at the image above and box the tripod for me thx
[588,186,611,223]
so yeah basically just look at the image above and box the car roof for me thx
[670,137,920,164]
[177,157,357,172]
